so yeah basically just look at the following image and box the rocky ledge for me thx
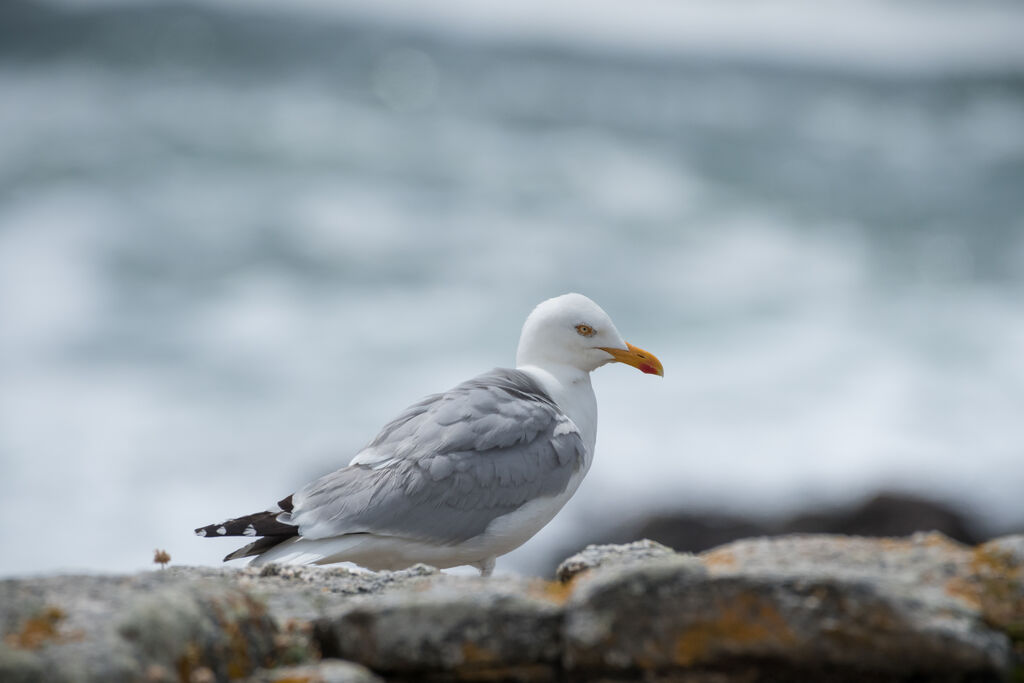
[2,533,1022,682]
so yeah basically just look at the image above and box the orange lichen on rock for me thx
[3,606,81,650]
[965,544,1023,632]
[209,593,264,680]
[176,642,203,682]
[873,533,966,555]
[945,575,983,609]
[672,593,796,667]
[461,641,499,665]
[528,578,575,605]
[700,548,737,568]
[918,531,968,551]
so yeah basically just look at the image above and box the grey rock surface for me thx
[315,575,565,680]
[0,565,438,683]
[0,572,277,682]
[566,556,1007,677]
[544,491,992,574]
[2,534,1022,682]
[556,538,677,582]
[564,532,1019,680]
[182,563,440,622]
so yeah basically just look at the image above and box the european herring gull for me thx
[195,293,663,575]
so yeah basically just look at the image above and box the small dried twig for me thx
[153,549,171,569]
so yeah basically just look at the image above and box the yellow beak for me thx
[599,342,664,377]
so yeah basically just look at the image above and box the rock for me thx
[0,572,278,682]
[245,659,382,683]
[947,535,1024,653]
[2,534,1022,682]
[543,491,993,576]
[203,562,440,623]
[556,539,678,583]
[0,564,437,683]
[563,533,1017,680]
[314,575,566,681]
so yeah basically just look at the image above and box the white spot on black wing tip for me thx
[196,529,207,537]
[216,526,227,535]
[243,524,257,537]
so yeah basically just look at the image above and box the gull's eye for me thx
[575,324,596,337]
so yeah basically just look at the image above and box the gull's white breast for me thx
[467,364,598,559]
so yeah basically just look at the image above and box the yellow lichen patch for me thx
[944,576,983,609]
[176,641,203,682]
[672,593,797,667]
[700,548,737,569]
[965,544,1024,632]
[942,542,1024,639]
[207,595,258,680]
[461,641,499,665]
[971,545,1023,580]
[919,532,968,551]
[3,606,81,650]
[527,578,574,605]
[876,537,902,550]
[224,623,251,679]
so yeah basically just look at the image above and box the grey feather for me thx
[284,368,587,544]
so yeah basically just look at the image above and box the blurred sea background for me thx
[2,0,1024,577]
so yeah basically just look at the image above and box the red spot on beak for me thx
[639,364,659,375]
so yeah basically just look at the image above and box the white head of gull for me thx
[196,293,663,575]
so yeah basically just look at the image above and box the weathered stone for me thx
[0,573,278,682]
[704,532,1024,657]
[944,534,1024,673]
[556,539,677,583]
[3,534,1023,682]
[699,531,973,581]
[315,576,566,681]
[245,658,382,683]
[543,491,992,576]
[564,533,1014,680]
[957,536,1024,631]
[197,563,440,623]
[0,563,449,683]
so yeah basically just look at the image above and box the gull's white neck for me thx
[516,363,598,457]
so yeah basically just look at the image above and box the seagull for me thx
[195,293,663,575]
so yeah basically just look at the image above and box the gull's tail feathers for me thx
[194,495,299,562]
[223,536,295,562]
[248,534,378,567]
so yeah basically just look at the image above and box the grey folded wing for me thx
[283,368,587,545]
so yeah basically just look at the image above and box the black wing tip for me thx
[195,495,298,539]
[195,523,224,537]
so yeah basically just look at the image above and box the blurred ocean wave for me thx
[1,0,1022,576]
[13,0,1024,76]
